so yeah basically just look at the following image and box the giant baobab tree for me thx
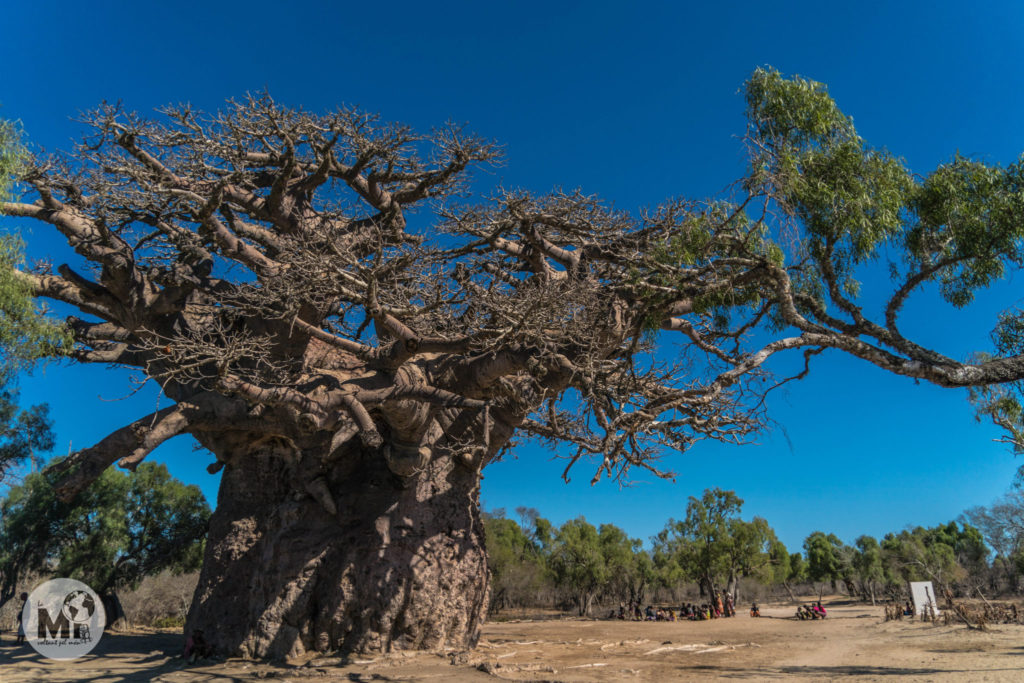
[3,69,1024,658]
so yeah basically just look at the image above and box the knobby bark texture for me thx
[6,77,1024,657]
[188,435,488,658]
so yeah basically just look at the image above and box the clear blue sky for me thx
[3,1,1024,553]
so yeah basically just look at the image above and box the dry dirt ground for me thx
[2,602,1023,682]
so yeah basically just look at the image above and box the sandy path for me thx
[2,603,1023,681]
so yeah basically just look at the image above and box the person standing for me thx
[16,592,28,645]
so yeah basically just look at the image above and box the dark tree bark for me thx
[100,592,128,631]
[186,435,489,659]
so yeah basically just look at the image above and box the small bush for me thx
[119,571,199,627]
[152,615,186,629]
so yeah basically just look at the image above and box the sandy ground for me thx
[2,602,1023,682]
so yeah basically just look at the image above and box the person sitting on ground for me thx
[184,629,212,663]
[750,602,760,617]
[904,601,914,617]
[645,605,655,621]
[796,605,809,620]
[815,601,827,619]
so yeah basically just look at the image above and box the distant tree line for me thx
[484,488,1023,616]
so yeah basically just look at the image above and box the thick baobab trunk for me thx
[185,435,490,659]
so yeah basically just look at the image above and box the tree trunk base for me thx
[102,592,128,631]
[186,439,489,659]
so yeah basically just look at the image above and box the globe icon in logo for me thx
[61,590,96,624]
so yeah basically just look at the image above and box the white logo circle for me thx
[23,578,106,660]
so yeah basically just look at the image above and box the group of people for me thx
[795,601,828,620]
[611,592,740,621]
[884,600,917,621]
[673,598,738,621]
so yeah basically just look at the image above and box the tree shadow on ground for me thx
[0,632,197,682]
[683,663,1024,678]
[0,632,412,682]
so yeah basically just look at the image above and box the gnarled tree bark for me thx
[187,435,488,658]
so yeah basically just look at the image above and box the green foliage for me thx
[654,488,778,597]
[802,531,852,586]
[482,512,547,611]
[746,67,914,292]
[0,124,64,485]
[745,67,856,151]
[0,376,54,484]
[479,499,1000,610]
[632,200,782,338]
[0,119,71,372]
[152,615,186,629]
[909,156,1024,307]
[741,67,1024,399]
[787,551,806,583]
[549,517,608,614]
[483,509,660,615]
[666,488,744,594]
[0,118,26,203]
[0,462,210,602]
[851,535,884,600]
[877,522,987,590]
[765,537,791,585]
[598,523,657,606]
[0,235,72,371]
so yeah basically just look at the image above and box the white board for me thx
[909,581,941,616]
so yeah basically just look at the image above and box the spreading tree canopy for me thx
[0,461,209,621]
[0,378,54,486]
[653,488,776,601]
[0,117,67,485]
[3,69,1024,657]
